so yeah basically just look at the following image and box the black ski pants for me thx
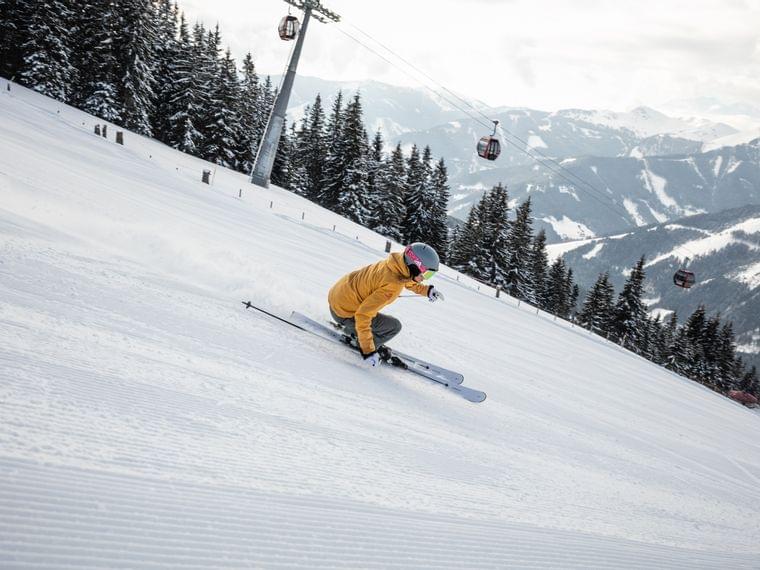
[329,307,402,352]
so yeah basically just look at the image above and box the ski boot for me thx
[377,346,408,369]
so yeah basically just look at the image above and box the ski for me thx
[241,302,485,403]
[322,319,465,385]
[288,311,486,403]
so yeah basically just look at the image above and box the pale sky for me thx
[179,0,760,120]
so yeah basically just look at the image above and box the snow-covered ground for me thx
[2,80,760,569]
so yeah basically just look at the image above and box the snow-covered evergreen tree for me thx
[504,197,534,300]
[449,200,484,278]
[319,90,345,210]
[545,257,572,318]
[529,230,549,309]
[201,48,241,168]
[401,145,427,244]
[301,94,327,202]
[336,93,371,224]
[270,118,293,189]
[150,0,179,141]
[578,272,615,335]
[427,158,451,261]
[19,0,76,101]
[0,0,30,78]
[118,0,157,136]
[236,52,262,174]
[165,15,202,154]
[479,183,511,287]
[71,0,121,122]
[372,143,406,242]
[611,256,648,351]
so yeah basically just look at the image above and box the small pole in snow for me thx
[102,125,107,138]
[385,240,391,253]
[332,225,335,231]
[94,125,101,136]
[239,189,242,198]
[495,287,501,299]
[269,201,273,209]
[116,132,124,145]
[301,212,305,220]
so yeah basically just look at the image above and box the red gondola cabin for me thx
[278,15,300,40]
[673,269,696,288]
[477,136,501,161]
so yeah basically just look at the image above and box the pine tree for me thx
[545,257,570,317]
[70,0,121,122]
[319,90,345,209]
[578,272,615,335]
[302,94,327,201]
[684,305,709,383]
[504,197,534,300]
[427,158,451,261]
[716,321,739,390]
[150,0,179,140]
[118,0,158,136]
[479,183,511,286]
[401,145,427,243]
[667,325,695,378]
[611,256,648,351]
[449,198,484,277]
[529,230,549,309]
[0,0,31,79]
[165,14,202,154]
[365,129,385,229]
[270,117,293,189]
[335,92,371,224]
[201,48,241,168]
[567,270,579,318]
[288,107,310,195]
[738,366,759,395]
[236,52,261,174]
[372,143,406,242]
[19,0,76,101]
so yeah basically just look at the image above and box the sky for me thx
[178,0,760,120]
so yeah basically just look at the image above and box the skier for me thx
[328,242,445,368]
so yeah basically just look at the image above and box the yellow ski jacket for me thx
[328,252,431,354]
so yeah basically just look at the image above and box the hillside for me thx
[2,80,760,568]
[547,206,760,366]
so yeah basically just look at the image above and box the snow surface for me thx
[582,242,605,259]
[649,219,760,267]
[2,80,760,568]
[542,215,596,240]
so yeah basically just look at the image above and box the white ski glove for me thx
[362,351,381,368]
[427,286,445,303]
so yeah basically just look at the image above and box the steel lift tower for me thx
[250,0,340,188]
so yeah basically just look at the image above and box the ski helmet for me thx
[403,242,439,280]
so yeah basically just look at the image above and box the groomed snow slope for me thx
[2,80,760,569]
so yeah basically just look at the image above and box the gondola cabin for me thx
[278,15,300,40]
[673,268,696,289]
[477,136,501,161]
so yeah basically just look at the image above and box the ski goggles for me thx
[405,247,438,280]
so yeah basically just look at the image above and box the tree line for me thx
[450,183,759,400]
[1,0,278,172]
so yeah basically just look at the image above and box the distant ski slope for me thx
[2,79,760,568]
